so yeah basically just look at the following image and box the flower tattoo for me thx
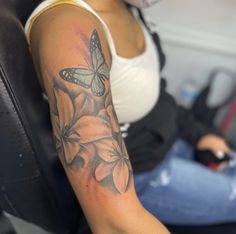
[52,85,112,167]
[95,139,132,193]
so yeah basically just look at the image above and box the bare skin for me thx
[85,0,146,58]
[29,0,170,233]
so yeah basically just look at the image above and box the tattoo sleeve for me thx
[50,30,132,194]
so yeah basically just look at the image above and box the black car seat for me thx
[0,0,85,233]
[0,1,235,234]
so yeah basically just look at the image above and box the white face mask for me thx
[125,0,160,8]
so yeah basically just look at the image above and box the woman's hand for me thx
[197,134,230,156]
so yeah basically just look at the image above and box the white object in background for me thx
[207,73,235,108]
[179,80,200,108]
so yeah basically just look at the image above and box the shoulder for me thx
[31,4,105,35]
[30,4,111,65]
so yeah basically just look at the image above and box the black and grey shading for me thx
[59,30,110,96]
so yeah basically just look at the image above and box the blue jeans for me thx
[134,140,236,225]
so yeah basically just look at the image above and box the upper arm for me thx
[30,5,141,232]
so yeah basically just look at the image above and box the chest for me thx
[98,9,146,59]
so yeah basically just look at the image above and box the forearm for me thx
[95,209,169,234]
[85,195,168,234]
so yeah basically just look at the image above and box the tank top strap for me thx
[25,0,117,55]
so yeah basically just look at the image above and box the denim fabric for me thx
[134,140,236,225]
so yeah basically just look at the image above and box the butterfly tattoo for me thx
[59,30,110,97]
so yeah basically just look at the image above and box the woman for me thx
[26,0,235,231]
[25,0,169,233]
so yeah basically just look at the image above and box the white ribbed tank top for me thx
[25,0,160,123]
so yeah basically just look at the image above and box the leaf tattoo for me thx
[59,30,110,96]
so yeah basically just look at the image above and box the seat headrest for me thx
[0,0,41,25]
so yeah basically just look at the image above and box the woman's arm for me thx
[30,5,169,234]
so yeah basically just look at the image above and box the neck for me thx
[84,0,126,13]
